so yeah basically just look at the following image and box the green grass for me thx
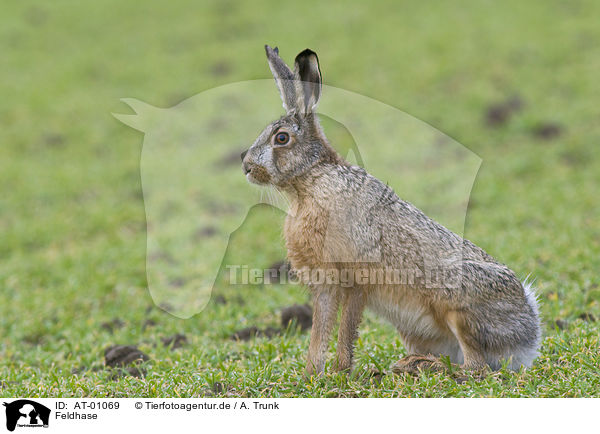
[1,0,599,397]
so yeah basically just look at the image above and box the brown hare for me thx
[241,45,541,376]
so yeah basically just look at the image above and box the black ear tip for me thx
[265,45,279,56]
[298,48,317,58]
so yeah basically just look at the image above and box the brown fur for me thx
[242,46,541,375]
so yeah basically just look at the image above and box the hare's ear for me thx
[265,45,298,113]
[294,49,322,114]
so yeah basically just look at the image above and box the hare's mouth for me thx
[246,172,262,185]
[245,165,271,185]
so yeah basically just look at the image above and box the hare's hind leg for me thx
[334,288,367,372]
[446,311,487,370]
[305,286,340,376]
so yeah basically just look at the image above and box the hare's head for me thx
[241,46,342,188]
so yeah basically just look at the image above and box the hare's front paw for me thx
[304,363,322,379]
[333,353,353,373]
[391,354,446,375]
[304,365,315,378]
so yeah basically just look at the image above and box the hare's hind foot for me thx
[391,354,447,375]
[391,354,490,380]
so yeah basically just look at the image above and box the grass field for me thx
[1,0,599,397]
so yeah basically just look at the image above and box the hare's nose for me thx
[240,150,248,161]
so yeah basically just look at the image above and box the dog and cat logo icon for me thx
[3,400,50,431]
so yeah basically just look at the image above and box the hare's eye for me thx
[274,132,290,145]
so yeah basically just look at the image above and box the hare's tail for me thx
[522,276,541,320]
[506,276,542,369]
[488,278,542,370]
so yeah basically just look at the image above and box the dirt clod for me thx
[554,319,568,330]
[101,318,125,333]
[229,326,281,341]
[169,278,186,288]
[42,133,65,147]
[23,333,45,346]
[230,326,259,341]
[194,226,217,239]
[105,345,150,367]
[71,366,85,375]
[281,304,312,331]
[142,318,157,330]
[104,345,150,378]
[159,302,175,312]
[578,312,596,322]
[212,294,227,305]
[532,122,562,140]
[261,326,281,338]
[485,96,523,127]
[264,260,290,284]
[161,333,188,349]
[210,61,232,77]
[109,366,145,379]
